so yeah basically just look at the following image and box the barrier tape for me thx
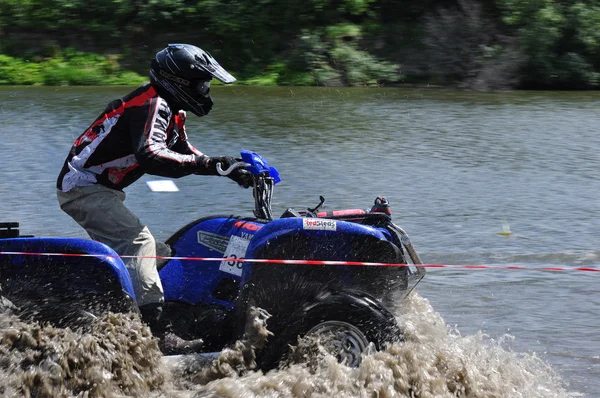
[0,251,599,272]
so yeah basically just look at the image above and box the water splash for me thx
[0,311,164,397]
[179,292,572,398]
[0,294,574,398]
[167,307,272,390]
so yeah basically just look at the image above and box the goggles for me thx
[196,80,211,97]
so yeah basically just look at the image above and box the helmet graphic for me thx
[149,43,236,117]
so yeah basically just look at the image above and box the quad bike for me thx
[0,151,425,370]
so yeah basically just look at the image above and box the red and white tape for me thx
[0,251,598,273]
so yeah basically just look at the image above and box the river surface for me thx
[0,86,599,397]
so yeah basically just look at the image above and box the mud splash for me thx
[166,307,272,390]
[180,292,572,398]
[0,294,573,398]
[0,310,165,398]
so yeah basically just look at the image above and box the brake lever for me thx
[306,196,325,216]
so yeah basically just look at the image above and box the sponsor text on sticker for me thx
[302,218,337,231]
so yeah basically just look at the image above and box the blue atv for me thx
[0,151,425,370]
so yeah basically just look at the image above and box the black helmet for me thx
[149,43,236,117]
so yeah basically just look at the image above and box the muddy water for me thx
[0,293,570,398]
[0,311,164,397]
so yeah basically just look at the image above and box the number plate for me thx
[219,235,250,276]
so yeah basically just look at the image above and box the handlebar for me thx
[216,161,249,176]
[219,151,280,221]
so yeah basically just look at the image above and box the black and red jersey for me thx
[57,84,204,192]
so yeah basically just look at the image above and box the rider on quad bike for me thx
[55,43,252,353]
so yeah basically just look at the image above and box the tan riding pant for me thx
[57,185,164,306]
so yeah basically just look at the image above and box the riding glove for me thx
[195,155,253,188]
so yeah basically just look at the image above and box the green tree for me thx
[498,0,599,87]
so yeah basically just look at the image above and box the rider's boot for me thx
[139,302,204,355]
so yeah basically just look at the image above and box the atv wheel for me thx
[304,320,370,367]
[256,290,402,371]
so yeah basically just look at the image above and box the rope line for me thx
[0,251,598,272]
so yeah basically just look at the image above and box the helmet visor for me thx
[196,80,211,97]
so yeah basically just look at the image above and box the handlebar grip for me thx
[216,161,248,176]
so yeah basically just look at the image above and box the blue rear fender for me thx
[0,237,136,302]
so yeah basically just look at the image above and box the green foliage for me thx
[423,0,523,89]
[338,0,376,16]
[239,71,281,87]
[42,60,101,86]
[326,24,363,40]
[330,43,398,85]
[0,55,41,85]
[285,26,399,86]
[105,71,148,85]
[0,0,141,35]
[277,71,317,86]
[0,51,146,86]
[497,0,600,87]
[572,4,600,47]
[554,52,597,87]
[569,3,600,68]
[241,62,318,86]
[3,0,600,88]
